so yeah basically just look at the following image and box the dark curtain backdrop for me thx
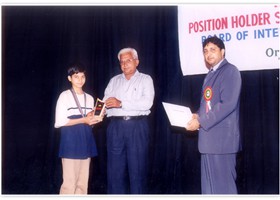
[2,6,279,195]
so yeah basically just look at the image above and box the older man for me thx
[103,47,155,194]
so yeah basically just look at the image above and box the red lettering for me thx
[231,13,271,28]
[189,18,228,33]
[251,14,259,26]
[189,23,194,34]
[275,11,280,24]
[262,13,271,25]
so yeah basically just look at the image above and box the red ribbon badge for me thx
[204,86,213,101]
[203,87,213,113]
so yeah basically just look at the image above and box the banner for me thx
[178,4,280,76]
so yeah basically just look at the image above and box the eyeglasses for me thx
[119,59,135,65]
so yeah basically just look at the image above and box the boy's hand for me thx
[86,110,105,125]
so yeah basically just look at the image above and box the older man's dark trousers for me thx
[106,117,149,194]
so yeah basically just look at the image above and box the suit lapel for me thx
[203,59,228,88]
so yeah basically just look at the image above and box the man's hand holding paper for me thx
[186,114,200,131]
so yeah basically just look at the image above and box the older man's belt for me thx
[110,116,147,121]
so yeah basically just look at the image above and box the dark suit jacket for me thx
[198,59,242,154]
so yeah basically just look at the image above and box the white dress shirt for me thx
[103,70,155,117]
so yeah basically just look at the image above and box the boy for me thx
[54,63,102,194]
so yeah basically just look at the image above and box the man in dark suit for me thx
[186,35,242,194]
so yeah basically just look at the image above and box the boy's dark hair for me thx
[67,63,86,76]
[202,35,225,50]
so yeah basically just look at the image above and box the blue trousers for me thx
[201,153,237,194]
[106,117,149,194]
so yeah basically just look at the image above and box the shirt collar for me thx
[122,69,140,79]
[212,58,225,72]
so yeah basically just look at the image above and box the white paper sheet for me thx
[162,102,193,128]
